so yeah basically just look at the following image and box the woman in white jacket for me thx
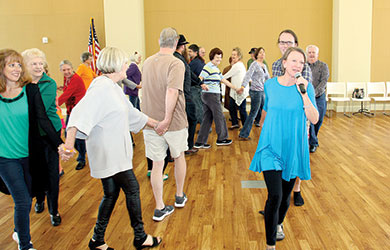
[59,47,162,250]
[223,47,248,129]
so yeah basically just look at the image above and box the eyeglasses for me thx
[279,41,295,46]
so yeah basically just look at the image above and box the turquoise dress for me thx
[249,77,317,181]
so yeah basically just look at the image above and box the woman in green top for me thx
[0,49,62,250]
[22,48,63,226]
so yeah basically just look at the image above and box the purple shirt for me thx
[124,63,141,96]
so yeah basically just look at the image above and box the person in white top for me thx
[59,47,162,250]
[223,47,248,129]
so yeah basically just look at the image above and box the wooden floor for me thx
[1,113,390,250]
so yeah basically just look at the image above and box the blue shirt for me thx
[0,86,29,158]
[249,77,317,181]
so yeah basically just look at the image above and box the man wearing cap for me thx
[247,47,269,70]
[188,44,206,124]
[174,36,206,155]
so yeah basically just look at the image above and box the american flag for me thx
[88,18,101,73]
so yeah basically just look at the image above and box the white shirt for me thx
[223,61,248,105]
[67,76,148,179]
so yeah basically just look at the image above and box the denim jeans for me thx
[309,93,327,146]
[228,96,247,126]
[65,115,86,164]
[0,157,33,250]
[129,95,140,111]
[93,169,146,244]
[36,130,61,215]
[239,90,264,138]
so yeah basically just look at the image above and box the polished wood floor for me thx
[1,113,390,250]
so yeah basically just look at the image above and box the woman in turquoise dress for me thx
[249,47,319,250]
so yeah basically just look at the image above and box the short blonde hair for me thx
[96,47,129,74]
[21,48,46,64]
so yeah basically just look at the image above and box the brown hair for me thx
[254,47,265,60]
[281,47,306,74]
[0,49,31,92]
[209,47,223,61]
[278,29,299,46]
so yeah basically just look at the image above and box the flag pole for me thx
[90,17,96,72]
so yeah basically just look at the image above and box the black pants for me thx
[186,101,197,149]
[93,169,146,243]
[36,130,61,215]
[263,170,296,245]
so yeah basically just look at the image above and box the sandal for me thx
[134,235,162,250]
[88,239,114,250]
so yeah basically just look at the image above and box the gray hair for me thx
[159,27,179,48]
[21,48,46,64]
[81,52,92,62]
[306,45,319,54]
[96,47,129,74]
[59,59,73,69]
[130,52,141,63]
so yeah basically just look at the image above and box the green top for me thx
[0,86,29,158]
[37,72,62,135]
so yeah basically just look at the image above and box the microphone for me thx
[294,72,306,94]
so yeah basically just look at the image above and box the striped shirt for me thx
[272,58,312,82]
[200,62,222,93]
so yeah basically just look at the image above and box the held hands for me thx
[295,76,308,95]
[58,143,75,161]
[236,87,244,95]
[154,119,170,136]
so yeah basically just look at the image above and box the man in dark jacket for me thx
[174,36,205,155]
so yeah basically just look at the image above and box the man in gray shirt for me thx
[307,45,329,153]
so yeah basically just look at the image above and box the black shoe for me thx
[59,170,65,177]
[75,162,85,170]
[216,139,233,146]
[309,145,317,153]
[89,239,114,250]
[259,210,265,216]
[35,201,44,213]
[294,191,305,206]
[50,213,62,226]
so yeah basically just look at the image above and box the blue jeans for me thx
[129,95,140,111]
[228,96,247,126]
[0,157,33,250]
[239,90,264,138]
[65,115,86,164]
[309,93,327,146]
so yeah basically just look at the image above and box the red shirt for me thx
[58,73,86,114]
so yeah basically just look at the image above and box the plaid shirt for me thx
[272,58,313,82]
